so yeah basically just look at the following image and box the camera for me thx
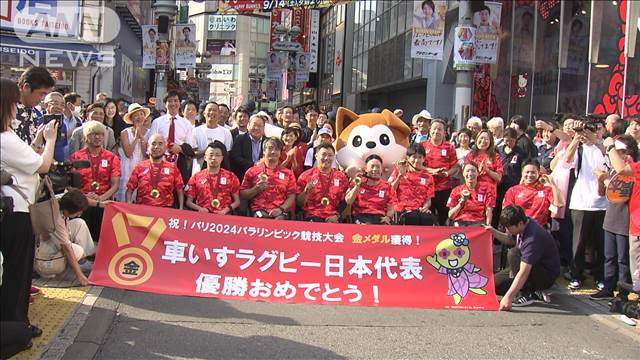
[1,169,15,220]
[573,121,597,133]
[48,160,91,194]
[43,114,64,140]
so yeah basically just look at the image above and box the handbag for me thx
[29,176,59,237]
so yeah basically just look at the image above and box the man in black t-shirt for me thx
[486,205,561,310]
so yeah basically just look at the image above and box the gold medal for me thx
[539,177,546,185]
[321,197,330,206]
[150,189,160,198]
[211,198,220,208]
[461,189,471,198]
[91,181,100,190]
[354,176,362,185]
[259,173,268,182]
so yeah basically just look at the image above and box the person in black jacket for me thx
[493,127,526,228]
[509,115,538,161]
[230,114,265,181]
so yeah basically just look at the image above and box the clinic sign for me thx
[1,0,81,38]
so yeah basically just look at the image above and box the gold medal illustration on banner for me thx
[211,198,220,208]
[91,181,100,190]
[150,189,160,198]
[321,197,330,206]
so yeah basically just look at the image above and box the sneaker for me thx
[589,289,614,300]
[596,281,605,291]
[533,290,551,303]
[512,293,535,307]
[568,279,582,290]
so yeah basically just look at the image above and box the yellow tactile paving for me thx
[13,287,89,360]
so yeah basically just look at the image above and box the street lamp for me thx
[152,0,178,111]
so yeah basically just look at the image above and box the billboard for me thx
[206,39,236,56]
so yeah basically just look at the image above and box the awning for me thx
[0,35,102,67]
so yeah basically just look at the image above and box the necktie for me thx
[168,116,176,146]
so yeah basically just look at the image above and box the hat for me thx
[318,128,333,137]
[411,110,433,126]
[287,123,302,130]
[124,103,151,124]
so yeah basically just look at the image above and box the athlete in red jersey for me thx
[346,154,394,224]
[389,143,435,225]
[187,141,240,214]
[447,161,495,226]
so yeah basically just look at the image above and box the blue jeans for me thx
[603,230,631,294]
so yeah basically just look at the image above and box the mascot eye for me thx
[439,249,450,259]
[454,248,466,257]
[379,134,390,145]
[352,135,362,147]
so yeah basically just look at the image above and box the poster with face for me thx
[267,51,285,81]
[411,0,447,60]
[473,1,502,64]
[142,25,157,69]
[296,52,310,82]
[175,24,196,68]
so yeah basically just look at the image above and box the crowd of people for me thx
[1,66,639,356]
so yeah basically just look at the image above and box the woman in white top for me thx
[116,104,150,201]
[0,78,57,336]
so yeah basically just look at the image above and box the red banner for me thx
[90,203,499,310]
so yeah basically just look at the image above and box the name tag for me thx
[538,191,545,198]
[278,172,285,180]
[478,194,485,202]
[333,179,340,187]
[163,168,170,175]
[200,179,207,185]
[420,178,426,185]
[220,177,227,185]
[101,159,108,167]
[441,149,447,156]
[379,190,385,198]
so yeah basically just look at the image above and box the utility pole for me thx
[453,0,473,131]
[152,0,178,111]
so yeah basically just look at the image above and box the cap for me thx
[318,128,332,137]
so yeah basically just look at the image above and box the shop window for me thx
[397,1,406,34]
[390,6,398,39]
[509,3,536,122]
[557,10,590,115]
[532,1,561,120]
[404,32,412,80]
[625,21,640,116]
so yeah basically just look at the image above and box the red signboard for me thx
[90,203,499,310]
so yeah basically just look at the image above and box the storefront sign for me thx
[308,9,320,72]
[208,15,237,31]
[473,1,502,64]
[0,0,81,37]
[453,26,477,71]
[410,0,447,60]
[141,25,157,69]
[270,8,306,52]
[217,0,263,14]
[208,64,234,81]
[90,203,499,310]
[175,24,197,69]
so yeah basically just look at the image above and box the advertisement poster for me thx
[267,51,285,81]
[454,26,477,71]
[473,1,502,64]
[411,0,447,60]
[90,203,499,311]
[175,24,197,69]
[156,40,170,66]
[142,25,157,69]
[295,52,310,82]
[208,64,234,81]
[270,8,306,52]
[120,54,133,97]
[266,80,278,101]
[206,40,236,56]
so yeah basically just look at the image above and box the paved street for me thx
[56,287,638,359]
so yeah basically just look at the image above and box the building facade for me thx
[318,0,639,125]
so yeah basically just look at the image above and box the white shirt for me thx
[304,147,338,168]
[565,143,608,210]
[194,124,233,151]
[0,130,43,212]
[147,113,196,147]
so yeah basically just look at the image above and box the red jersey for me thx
[186,168,240,212]
[127,160,184,207]
[421,140,458,191]
[447,183,496,222]
[351,179,393,216]
[388,168,435,212]
[629,162,640,235]
[241,164,296,212]
[465,151,503,197]
[279,143,308,178]
[503,183,554,226]
[297,168,349,218]
[69,148,121,196]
